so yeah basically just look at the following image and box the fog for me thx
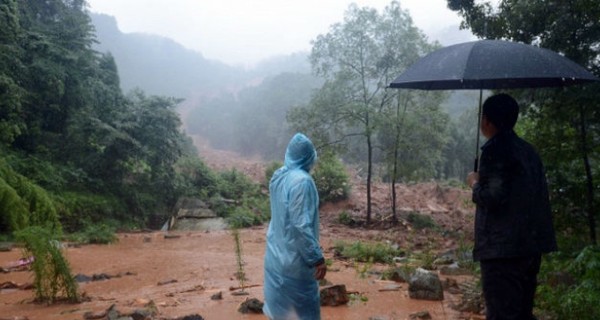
[86,0,475,68]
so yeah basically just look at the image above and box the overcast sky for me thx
[86,0,476,67]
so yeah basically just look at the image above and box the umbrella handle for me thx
[473,157,479,172]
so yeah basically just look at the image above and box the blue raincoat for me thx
[263,133,323,320]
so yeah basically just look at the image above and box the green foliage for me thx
[334,240,403,264]
[227,206,265,229]
[312,153,350,203]
[537,247,600,320]
[174,156,219,198]
[231,229,247,290]
[0,158,61,234]
[407,212,437,230]
[66,223,118,245]
[202,169,270,229]
[14,226,79,303]
[53,191,126,233]
[264,161,282,186]
[337,211,354,226]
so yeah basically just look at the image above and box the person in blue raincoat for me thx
[263,133,327,320]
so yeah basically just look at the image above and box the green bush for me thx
[537,246,600,320]
[53,191,126,233]
[312,153,350,203]
[407,212,437,230]
[264,161,282,186]
[66,223,118,245]
[14,226,79,303]
[334,240,403,264]
[337,211,354,226]
[0,159,62,234]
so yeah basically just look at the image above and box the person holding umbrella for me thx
[466,93,557,320]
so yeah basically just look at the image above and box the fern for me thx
[15,226,79,303]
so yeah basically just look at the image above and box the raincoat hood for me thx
[284,133,317,172]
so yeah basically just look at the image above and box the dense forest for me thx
[1,0,600,317]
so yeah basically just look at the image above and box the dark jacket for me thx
[472,130,557,261]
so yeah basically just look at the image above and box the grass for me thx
[334,240,403,264]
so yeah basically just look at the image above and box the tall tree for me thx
[297,1,436,223]
[447,0,600,244]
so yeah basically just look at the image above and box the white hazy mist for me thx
[86,0,476,67]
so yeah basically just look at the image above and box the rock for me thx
[130,309,153,320]
[75,274,92,283]
[408,268,444,301]
[409,311,432,320]
[439,262,472,276]
[238,298,264,314]
[0,242,13,252]
[320,284,349,306]
[177,315,204,320]
[433,255,454,266]
[210,291,223,300]
[157,279,178,286]
[84,310,107,320]
[386,268,410,283]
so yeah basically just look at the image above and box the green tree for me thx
[447,0,600,244]
[292,1,436,222]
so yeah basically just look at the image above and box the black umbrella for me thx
[389,39,599,170]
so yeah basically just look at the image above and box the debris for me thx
[320,284,350,306]
[409,311,432,320]
[157,279,178,286]
[228,284,261,291]
[210,291,223,300]
[238,298,264,314]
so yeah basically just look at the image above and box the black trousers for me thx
[480,255,542,320]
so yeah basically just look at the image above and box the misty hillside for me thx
[90,13,311,98]
[91,13,245,98]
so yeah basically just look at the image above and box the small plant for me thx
[66,223,118,245]
[337,211,354,226]
[348,292,369,305]
[231,228,246,293]
[14,226,79,303]
[407,212,437,230]
[334,240,403,264]
[264,161,282,186]
[354,257,374,279]
[312,152,350,203]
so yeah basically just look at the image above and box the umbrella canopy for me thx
[388,39,599,171]
[389,39,599,90]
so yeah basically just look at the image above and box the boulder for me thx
[320,284,350,306]
[408,268,444,301]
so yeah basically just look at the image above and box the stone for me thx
[320,284,350,306]
[408,268,444,301]
[439,262,472,276]
[409,311,432,320]
[238,298,264,314]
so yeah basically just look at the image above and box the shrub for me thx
[334,240,403,264]
[14,226,79,303]
[66,223,118,245]
[312,153,350,203]
[264,161,282,186]
[407,212,437,230]
[537,246,600,320]
[337,211,354,226]
[0,159,61,234]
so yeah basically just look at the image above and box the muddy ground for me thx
[0,136,481,320]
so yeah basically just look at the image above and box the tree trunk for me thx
[366,111,373,224]
[390,94,409,224]
[578,105,597,245]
